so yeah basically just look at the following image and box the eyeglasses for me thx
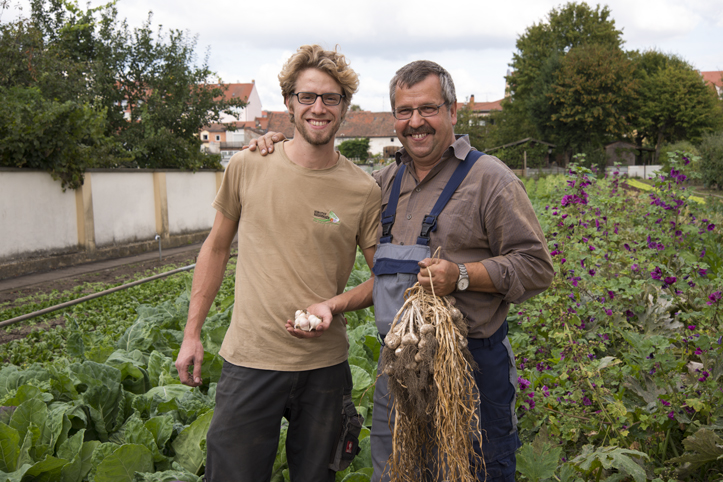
[393,102,447,120]
[292,92,345,106]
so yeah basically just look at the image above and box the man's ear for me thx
[449,100,458,127]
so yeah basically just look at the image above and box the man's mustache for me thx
[403,126,436,137]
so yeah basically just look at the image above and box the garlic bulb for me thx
[294,310,322,332]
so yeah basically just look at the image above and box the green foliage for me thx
[632,51,723,164]
[698,131,723,189]
[490,142,550,169]
[0,86,116,189]
[541,44,637,153]
[338,138,370,160]
[0,0,241,187]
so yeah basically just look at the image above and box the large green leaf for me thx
[9,399,47,441]
[172,409,214,474]
[82,384,125,441]
[0,422,20,472]
[350,365,373,402]
[571,445,648,482]
[122,413,164,462]
[58,429,84,482]
[146,384,192,402]
[516,435,562,482]
[144,415,174,455]
[669,428,723,477]
[20,454,69,481]
[93,444,154,482]
[70,361,122,390]
[117,319,163,353]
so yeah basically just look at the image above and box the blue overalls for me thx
[369,150,521,482]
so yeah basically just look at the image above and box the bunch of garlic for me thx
[294,310,322,331]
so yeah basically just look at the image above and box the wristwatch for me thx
[456,263,469,291]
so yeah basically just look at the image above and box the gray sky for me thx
[5,0,723,112]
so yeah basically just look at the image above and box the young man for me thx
[174,45,381,482]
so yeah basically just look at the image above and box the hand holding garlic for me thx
[294,309,322,332]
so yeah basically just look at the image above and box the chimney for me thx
[252,79,255,84]
[469,95,475,105]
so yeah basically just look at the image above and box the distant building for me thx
[700,71,723,98]
[456,95,504,126]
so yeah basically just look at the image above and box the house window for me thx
[390,138,394,142]
[215,135,221,141]
[202,134,208,140]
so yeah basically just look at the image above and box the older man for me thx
[252,60,553,482]
[175,45,380,482]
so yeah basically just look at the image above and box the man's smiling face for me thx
[287,68,345,147]
[394,74,457,168]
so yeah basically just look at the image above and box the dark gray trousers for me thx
[205,360,351,482]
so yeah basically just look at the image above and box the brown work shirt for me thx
[372,135,553,338]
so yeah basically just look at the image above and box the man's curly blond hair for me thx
[279,45,359,121]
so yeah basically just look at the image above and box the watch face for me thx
[457,278,470,291]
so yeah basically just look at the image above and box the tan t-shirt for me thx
[213,142,381,371]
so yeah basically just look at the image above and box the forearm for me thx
[324,278,374,314]
[464,261,499,293]
[184,242,231,339]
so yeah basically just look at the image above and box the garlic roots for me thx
[293,310,322,332]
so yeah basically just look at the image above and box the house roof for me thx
[219,83,255,102]
[456,96,504,113]
[264,111,397,139]
[337,112,396,138]
[700,71,723,87]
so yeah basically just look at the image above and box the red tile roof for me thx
[700,71,723,88]
[456,97,504,113]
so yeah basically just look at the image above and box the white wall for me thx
[166,172,218,234]
[0,171,78,258]
[627,165,662,179]
[91,172,157,247]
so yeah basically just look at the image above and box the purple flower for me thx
[707,291,722,305]
[651,267,662,280]
[589,246,595,251]
[688,325,696,331]
[605,309,613,316]
[550,250,560,256]
[631,264,639,271]
[561,258,566,264]
[707,224,715,232]
[518,377,531,391]
[664,276,677,285]
[582,397,592,406]
[588,269,596,276]
[660,399,671,407]
[624,243,630,251]
[699,268,708,277]
[668,411,675,420]
[542,386,550,397]
[694,347,703,355]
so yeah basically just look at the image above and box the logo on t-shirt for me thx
[313,210,341,225]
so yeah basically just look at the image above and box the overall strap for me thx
[417,149,484,245]
[379,164,406,244]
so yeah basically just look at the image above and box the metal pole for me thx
[155,234,162,261]
[0,264,195,328]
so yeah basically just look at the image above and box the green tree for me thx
[537,44,637,158]
[338,138,370,160]
[508,2,622,112]
[0,0,246,185]
[632,50,723,163]
[505,2,625,155]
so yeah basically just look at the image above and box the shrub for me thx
[698,131,723,190]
